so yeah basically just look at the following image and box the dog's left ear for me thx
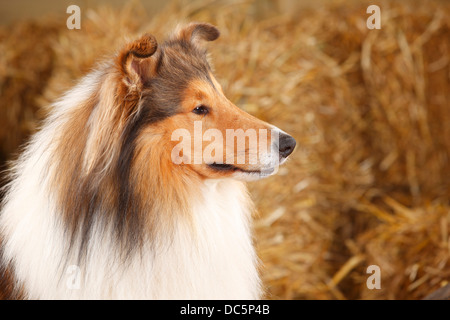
[176,22,220,46]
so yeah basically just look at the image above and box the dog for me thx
[0,23,296,299]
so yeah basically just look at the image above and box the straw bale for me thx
[0,18,63,165]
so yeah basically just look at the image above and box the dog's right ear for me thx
[175,22,220,47]
[118,33,158,91]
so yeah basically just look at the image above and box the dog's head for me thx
[116,22,296,181]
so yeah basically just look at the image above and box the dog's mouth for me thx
[207,163,274,175]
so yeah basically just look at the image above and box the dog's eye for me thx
[192,105,209,115]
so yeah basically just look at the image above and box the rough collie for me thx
[0,23,295,299]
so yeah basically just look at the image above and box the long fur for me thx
[0,23,293,299]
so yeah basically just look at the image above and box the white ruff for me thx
[0,73,261,300]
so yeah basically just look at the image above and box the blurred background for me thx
[0,0,449,299]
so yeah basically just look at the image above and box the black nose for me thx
[279,133,296,158]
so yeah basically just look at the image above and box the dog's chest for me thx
[146,179,260,299]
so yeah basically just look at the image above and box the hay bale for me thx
[0,18,62,165]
